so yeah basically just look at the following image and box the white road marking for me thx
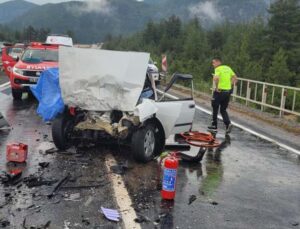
[158,90,300,156]
[105,154,141,229]
[0,82,10,91]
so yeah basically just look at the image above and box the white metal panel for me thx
[59,47,150,111]
[155,100,195,137]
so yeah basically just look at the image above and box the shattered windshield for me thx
[21,49,58,63]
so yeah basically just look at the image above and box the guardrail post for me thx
[271,87,275,104]
[292,91,296,112]
[232,83,237,102]
[261,84,267,111]
[279,88,287,117]
[254,83,258,101]
[246,81,251,106]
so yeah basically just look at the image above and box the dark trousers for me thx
[211,91,231,127]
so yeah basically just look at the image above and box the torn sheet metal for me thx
[75,111,139,138]
[59,47,150,111]
[134,99,158,122]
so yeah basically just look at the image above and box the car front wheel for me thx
[52,114,74,150]
[131,124,157,163]
[12,89,22,100]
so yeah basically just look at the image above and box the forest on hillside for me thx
[103,0,300,90]
[0,0,299,91]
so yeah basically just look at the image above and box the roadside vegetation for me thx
[0,0,299,114]
[103,0,300,115]
[103,0,300,89]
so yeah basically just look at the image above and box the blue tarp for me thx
[30,68,64,121]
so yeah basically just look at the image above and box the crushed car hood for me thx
[59,47,150,111]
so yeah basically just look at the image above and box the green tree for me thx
[267,0,300,76]
[266,48,295,85]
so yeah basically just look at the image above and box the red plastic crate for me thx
[6,143,28,163]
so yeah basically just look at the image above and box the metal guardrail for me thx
[231,78,300,117]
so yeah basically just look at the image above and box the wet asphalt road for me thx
[0,91,120,228]
[0,86,300,229]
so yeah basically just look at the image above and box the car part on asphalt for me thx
[47,174,70,199]
[6,143,28,163]
[100,207,121,222]
[180,131,221,148]
[188,195,197,205]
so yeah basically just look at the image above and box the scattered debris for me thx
[291,221,299,226]
[37,142,57,154]
[134,215,151,223]
[210,201,218,206]
[81,216,90,226]
[188,195,197,205]
[23,175,57,188]
[110,161,132,175]
[45,148,58,154]
[63,220,71,229]
[38,162,50,168]
[61,181,110,190]
[43,221,51,228]
[84,196,93,207]
[22,218,50,229]
[100,207,121,222]
[0,218,10,228]
[65,193,81,201]
[47,174,70,199]
[0,170,22,186]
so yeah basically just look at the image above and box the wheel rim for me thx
[144,129,155,157]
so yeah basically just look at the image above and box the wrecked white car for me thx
[52,47,195,162]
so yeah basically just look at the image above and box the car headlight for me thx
[13,67,24,76]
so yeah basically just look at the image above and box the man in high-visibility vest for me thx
[208,57,237,134]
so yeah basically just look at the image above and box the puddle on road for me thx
[115,129,300,229]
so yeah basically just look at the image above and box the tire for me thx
[131,124,157,163]
[12,89,22,100]
[52,114,74,150]
[27,91,35,100]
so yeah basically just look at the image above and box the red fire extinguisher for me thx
[161,152,179,200]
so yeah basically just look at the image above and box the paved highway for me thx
[0,81,299,228]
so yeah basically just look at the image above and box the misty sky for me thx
[0,0,76,4]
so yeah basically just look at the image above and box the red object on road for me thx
[161,152,178,200]
[6,143,28,163]
[180,131,221,148]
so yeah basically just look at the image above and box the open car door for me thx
[1,45,23,77]
[156,73,195,136]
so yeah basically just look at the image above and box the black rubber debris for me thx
[134,215,151,223]
[188,195,197,205]
[38,162,50,168]
[23,175,57,188]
